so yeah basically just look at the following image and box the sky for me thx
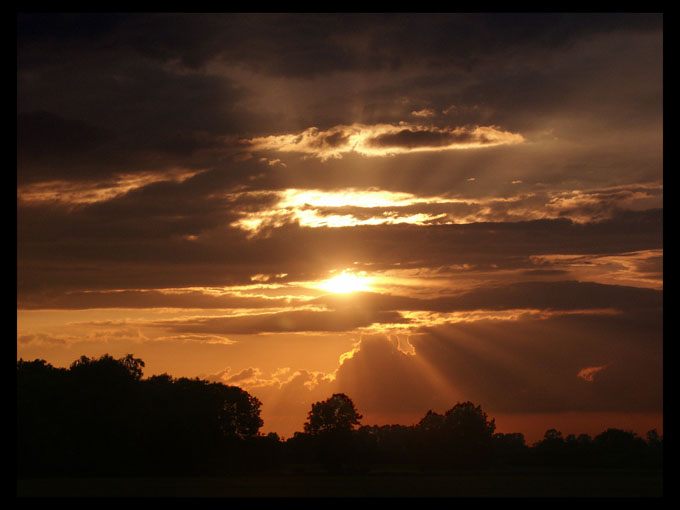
[17,13,663,442]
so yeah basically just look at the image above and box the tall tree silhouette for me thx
[300,393,365,473]
[303,393,362,435]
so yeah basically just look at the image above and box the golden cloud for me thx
[242,122,525,160]
[577,365,608,382]
[17,168,207,205]
[529,249,663,290]
[227,182,661,236]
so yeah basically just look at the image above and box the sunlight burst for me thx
[317,271,373,293]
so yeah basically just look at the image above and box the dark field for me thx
[17,469,662,498]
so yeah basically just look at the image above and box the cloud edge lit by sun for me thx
[240,122,525,161]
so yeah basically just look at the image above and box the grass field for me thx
[17,469,663,498]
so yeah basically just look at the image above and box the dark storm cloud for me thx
[18,38,254,184]
[17,13,129,45]
[17,12,662,197]
[161,309,408,335]
[18,13,662,133]
[18,13,660,75]
[17,111,119,184]
[16,164,276,250]
[18,111,112,159]
[366,128,477,149]
[18,59,242,131]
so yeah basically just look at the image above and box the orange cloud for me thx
[242,122,524,160]
[577,365,608,382]
[544,184,662,223]
[529,249,663,290]
[226,183,661,236]
[410,108,436,117]
[17,168,207,205]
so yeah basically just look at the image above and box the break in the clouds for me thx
[17,13,662,441]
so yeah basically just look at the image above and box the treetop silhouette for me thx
[303,393,363,435]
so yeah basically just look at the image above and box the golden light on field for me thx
[317,271,374,293]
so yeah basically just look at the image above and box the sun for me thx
[318,271,373,293]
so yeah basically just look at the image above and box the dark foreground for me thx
[17,469,662,498]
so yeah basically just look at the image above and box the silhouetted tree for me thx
[561,433,594,466]
[644,429,663,468]
[543,428,564,441]
[303,393,362,435]
[17,359,70,476]
[443,402,496,438]
[70,353,145,381]
[284,431,318,470]
[576,433,593,446]
[301,393,365,473]
[646,429,662,445]
[416,402,496,469]
[492,432,530,467]
[18,354,264,477]
[593,428,647,467]
[360,424,416,466]
[532,428,569,466]
[136,375,263,474]
[442,401,496,468]
[237,433,284,473]
[19,357,664,477]
[418,410,445,433]
[531,428,655,468]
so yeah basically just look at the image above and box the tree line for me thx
[17,354,663,477]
